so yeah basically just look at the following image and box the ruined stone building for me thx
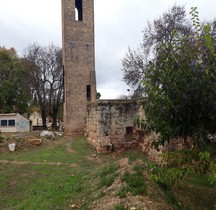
[86,100,145,152]
[62,0,143,152]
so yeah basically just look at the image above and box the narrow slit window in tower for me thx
[86,85,91,101]
[75,0,83,21]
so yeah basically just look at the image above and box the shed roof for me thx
[0,113,17,117]
[0,113,30,121]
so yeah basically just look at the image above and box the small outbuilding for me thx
[0,113,31,133]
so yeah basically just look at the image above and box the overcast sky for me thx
[0,0,215,99]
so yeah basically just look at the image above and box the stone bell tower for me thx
[62,0,96,135]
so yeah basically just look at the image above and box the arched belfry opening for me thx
[75,0,83,21]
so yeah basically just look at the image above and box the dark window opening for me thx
[86,85,91,101]
[1,120,7,127]
[9,120,15,126]
[125,126,133,142]
[75,0,83,21]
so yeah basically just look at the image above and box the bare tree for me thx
[122,5,192,95]
[23,43,63,129]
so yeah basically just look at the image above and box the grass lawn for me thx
[0,136,215,210]
[0,137,101,210]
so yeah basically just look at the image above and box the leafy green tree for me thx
[96,92,101,99]
[123,6,216,148]
[144,8,216,147]
[0,47,31,114]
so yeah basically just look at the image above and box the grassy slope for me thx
[0,136,215,210]
[0,137,100,209]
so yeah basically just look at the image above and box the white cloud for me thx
[0,0,216,98]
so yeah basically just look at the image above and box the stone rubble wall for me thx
[85,100,145,152]
[141,132,195,165]
[85,99,197,157]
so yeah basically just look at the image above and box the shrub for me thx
[0,135,4,143]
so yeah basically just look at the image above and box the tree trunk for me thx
[41,109,47,129]
[51,107,58,130]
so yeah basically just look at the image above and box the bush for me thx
[0,135,4,143]
[148,150,216,187]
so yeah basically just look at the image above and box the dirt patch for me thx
[21,171,37,177]
[10,180,17,188]
[65,142,77,153]
[0,131,65,153]
[63,136,78,153]
[88,159,171,210]
[0,160,77,167]
[86,154,102,163]
[90,194,171,210]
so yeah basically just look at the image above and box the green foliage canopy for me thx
[123,6,216,148]
[0,47,31,114]
[144,8,216,147]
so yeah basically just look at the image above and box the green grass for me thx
[118,186,127,198]
[173,180,216,210]
[99,164,118,187]
[189,175,216,187]
[0,135,4,143]
[115,203,125,210]
[121,169,147,196]
[0,137,100,209]
[0,164,86,209]
[149,166,216,210]
[0,136,215,210]
[0,137,96,165]
[123,150,146,163]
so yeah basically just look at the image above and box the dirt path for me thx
[64,136,78,153]
[0,160,77,167]
[65,142,77,153]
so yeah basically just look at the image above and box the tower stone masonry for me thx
[62,0,96,135]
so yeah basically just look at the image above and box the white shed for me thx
[0,113,31,133]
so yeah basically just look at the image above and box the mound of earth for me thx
[88,158,172,210]
[0,131,63,153]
